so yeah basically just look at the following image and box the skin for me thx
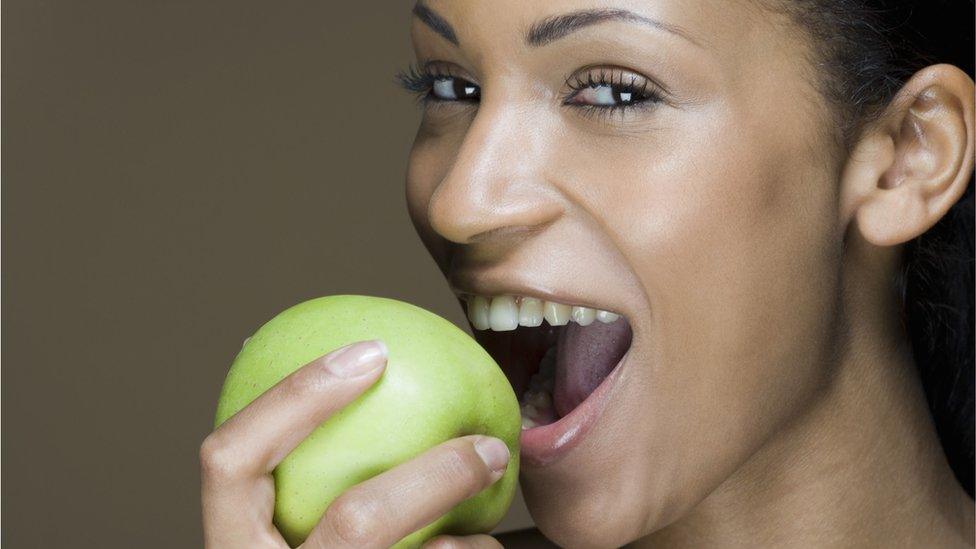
[200,1,975,547]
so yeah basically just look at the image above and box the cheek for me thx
[640,146,841,426]
[562,116,842,511]
[406,131,448,225]
[404,130,464,263]
[404,149,434,232]
[404,110,475,220]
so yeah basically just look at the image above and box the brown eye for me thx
[431,76,480,101]
[568,84,640,106]
[563,67,664,111]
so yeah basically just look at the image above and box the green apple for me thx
[214,295,520,547]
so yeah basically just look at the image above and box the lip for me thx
[519,349,629,468]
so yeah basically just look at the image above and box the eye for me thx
[563,67,664,110]
[431,76,480,102]
[395,63,481,105]
[568,83,641,106]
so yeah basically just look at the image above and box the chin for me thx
[521,474,658,548]
[517,420,698,548]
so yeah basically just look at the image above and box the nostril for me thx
[468,223,550,243]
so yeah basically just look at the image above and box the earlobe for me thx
[843,64,975,247]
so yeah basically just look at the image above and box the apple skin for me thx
[214,295,521,547]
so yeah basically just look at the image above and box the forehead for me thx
[412,0,788,59]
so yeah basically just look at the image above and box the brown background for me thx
[3,2,532,546]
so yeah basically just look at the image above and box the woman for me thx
[200,1,975,547]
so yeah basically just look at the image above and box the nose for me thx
[427,100,562,245]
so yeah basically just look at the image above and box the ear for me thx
[840,64,975,246]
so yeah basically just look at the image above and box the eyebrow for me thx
[411,3,699,50]
[527,8,700,47]
[412,2,459,46]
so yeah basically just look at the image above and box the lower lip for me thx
[518,352,629,468]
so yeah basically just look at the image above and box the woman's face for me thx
[405,0,844,544]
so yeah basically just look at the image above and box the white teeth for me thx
[543,301,571,326]
[518,297,544,327]
[571,306,596,326]
[525,389,552,410]
[596,310,620,323]
[467,296,490,330]
[467,294,621,330]
[489,295,519,331]
[520,356,556,430]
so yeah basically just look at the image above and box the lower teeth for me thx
[525,389,551,410]
[520,346,557,429]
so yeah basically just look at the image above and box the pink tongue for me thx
[553,318,633,418]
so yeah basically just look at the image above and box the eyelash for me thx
[396,64,478,104]
[395,63,665,117]
[562,67,665,118]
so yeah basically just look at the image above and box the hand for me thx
[200,340,509,548]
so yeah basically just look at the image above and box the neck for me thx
[634,241,974,548]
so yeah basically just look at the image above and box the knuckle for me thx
[199,434,247,480]
[423,537,459,549]
[425,535,500,549]
[325,495,380,546]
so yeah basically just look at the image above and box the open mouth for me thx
[462,294,633,430]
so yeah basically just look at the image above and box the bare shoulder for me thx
[493,527,561,548]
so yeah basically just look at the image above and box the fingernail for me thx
[474,437,510,475]
[326,340,387,378]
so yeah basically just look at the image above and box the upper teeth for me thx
[466,295,620,331]
[571,306,595,326]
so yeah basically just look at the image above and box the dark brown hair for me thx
[782,0,974,496]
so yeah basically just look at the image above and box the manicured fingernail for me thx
[326,340,387,378]
[474,437,510,475]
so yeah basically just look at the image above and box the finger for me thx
[305,435,511,548]
[422,534,504,548]
[201,472,285,549]
[203,339,387,476]
[201,340,387,547]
